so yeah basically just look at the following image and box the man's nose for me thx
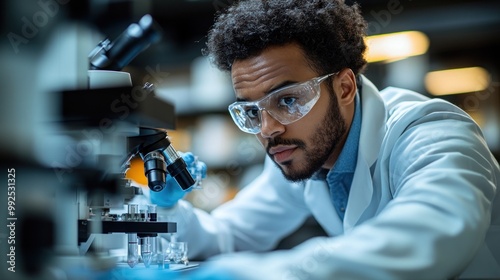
[259,110,285,138]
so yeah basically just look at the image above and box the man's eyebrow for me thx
[235,80,298,102]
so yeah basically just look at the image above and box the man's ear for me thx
[334,68,357,106]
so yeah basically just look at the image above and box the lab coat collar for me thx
[358,75,387,167]
[342,76,387,230]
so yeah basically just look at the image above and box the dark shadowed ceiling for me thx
[60,0,500,73]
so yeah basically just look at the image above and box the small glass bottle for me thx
[148,204,157,222]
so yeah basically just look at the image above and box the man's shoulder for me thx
[379,86,467,122]
[374,86,479,146]
[379,86,429,107]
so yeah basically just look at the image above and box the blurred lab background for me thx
[55,0,500,211]
[0,0,499,277]
[2,0,500,209]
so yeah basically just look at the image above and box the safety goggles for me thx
[228,72,337,134]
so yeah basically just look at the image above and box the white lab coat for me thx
[157,76,500,279]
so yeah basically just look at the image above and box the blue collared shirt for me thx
[313,92,361,220]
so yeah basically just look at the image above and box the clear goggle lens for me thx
[228,73,335,134]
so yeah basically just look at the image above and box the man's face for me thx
[231,44,350,181]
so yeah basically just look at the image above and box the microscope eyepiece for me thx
[89,14,162,71]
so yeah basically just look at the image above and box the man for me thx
[150,0,500,278]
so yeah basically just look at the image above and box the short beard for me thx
[270,87,347,182]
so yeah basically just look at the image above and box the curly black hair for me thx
[204,0,368,76]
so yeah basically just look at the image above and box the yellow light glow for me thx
[425,67,491,96]
[365,31,429,63]
[126,157,148,185]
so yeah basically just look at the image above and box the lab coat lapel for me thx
[358,75,386,167]
[343,76,387,231]
[304,179,343,236]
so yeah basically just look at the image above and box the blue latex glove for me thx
[149,152,207,208]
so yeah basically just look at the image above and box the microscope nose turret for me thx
[127,127,195,192]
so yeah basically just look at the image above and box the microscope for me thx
[64,14,200,268]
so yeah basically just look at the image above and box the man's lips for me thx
[269,146,297,163]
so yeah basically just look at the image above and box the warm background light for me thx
[425,67,491,96]
[365,31,430,63]
[126,157,148,185]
